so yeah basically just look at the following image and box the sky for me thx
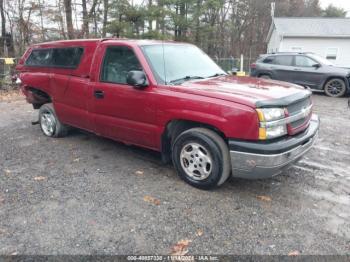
[320,0,350,16]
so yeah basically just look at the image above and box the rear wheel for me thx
[172,128,231,190]
[324,78,347,97]
[39,103,68,138]
[259,74,271,80]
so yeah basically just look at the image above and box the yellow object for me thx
[256,109,266,139]
[256,109,265,122]
[4,58,15,65]
[236,71,246,77]
[259,128,267,140]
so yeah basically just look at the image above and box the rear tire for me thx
[324,78,347,97]
[172,128,231,190]
[259,74,272,80]
[39,103,68,138]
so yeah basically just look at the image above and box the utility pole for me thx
[271,2,276,18]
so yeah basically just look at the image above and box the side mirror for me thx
[312,63,321,69]
[127,70,148,88]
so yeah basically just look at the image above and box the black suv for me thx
[250,52,350,97]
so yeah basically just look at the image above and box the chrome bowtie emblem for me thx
[301,107,310,117]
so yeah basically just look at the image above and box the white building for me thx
[266,18,350,68]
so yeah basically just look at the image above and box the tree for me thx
[17,0,36,54]
[0,0,335,64]
[64,0,74,39]
[37,0,45,41]
[322,4,347,17]
[304,0,322,17]
[81,0,99,38]
[0,0,5,56]
[106,0,130,37]
[102,0,109,37]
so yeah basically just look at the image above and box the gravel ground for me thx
[0,92,349,255]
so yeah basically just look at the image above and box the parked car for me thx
[16,39,319,190]
[250,52,350,98]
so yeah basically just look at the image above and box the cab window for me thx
[274,56,293,66]
[25,49,52,67]
[52,47,84,68]
[295,56,317,67]
[26,47,84,68]
[101,46,143,84]
[263,56,275,64]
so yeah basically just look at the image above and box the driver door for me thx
[89,44,157,149]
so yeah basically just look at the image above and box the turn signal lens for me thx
[259,128,267,140]
[256,109,265,122]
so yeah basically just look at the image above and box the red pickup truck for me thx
[16,39,319,189]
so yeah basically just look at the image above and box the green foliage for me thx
[5,0,348,60]
[103,0,331,60]
[6,0,325,66]
[322,4,347,18]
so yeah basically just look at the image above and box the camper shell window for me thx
[25,47,84,69]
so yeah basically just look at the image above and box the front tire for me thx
[39,103,68,138]
[172,128,231,190]
[324,78,347,97]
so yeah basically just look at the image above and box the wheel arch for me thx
[25,86,52,109]
[258,72,273,78]
[160,119,227,164]
[322,76,349,91]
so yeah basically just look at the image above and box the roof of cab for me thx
[30,38,188,48]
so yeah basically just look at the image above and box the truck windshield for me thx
[141,44,226,85]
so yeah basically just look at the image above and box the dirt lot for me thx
[0,91,349,255]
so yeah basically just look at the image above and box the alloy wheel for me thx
[325,79,346,97]
[180,142,213,181]
[41,112,56,136]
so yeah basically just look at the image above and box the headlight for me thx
[256,108,287,140]
[259,125,287,140]
[256,108,285,122]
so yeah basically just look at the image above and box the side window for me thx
[274,56,293,66]
[101,46,143,84]
[25,49,52,66]
[52,47,84,68]
[295,56,317,67]
[263,56,275,64]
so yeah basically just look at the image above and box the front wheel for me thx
[324,78,347,97]
[39,103,68,138]
[172,128,231,190]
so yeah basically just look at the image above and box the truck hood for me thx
[174,76,311,108]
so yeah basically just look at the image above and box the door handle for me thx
[94,90,105,99]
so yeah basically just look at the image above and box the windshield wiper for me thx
[169,76,205,85]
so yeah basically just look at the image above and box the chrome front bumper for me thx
[229,114,319,179]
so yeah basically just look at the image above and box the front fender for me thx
[157,96,260,141]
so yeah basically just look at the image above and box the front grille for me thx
[287,97,312,131]
[290,117,307,128]
[287,97,311,115]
